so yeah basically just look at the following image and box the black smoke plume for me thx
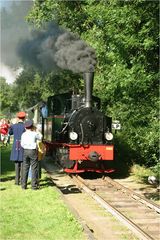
[1,1,32,68]
[17,23,97,73]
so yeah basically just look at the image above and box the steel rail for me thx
[71,175,155,240]
[104,176,160,214]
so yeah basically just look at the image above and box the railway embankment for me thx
[43,156,160,240]
[1,146,159,240]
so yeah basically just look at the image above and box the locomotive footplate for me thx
[64,144,114,173]
[68,144,114,161]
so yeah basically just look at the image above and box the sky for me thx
[1,63,23,84]
[0,0,33,84]
[0,0,96,84]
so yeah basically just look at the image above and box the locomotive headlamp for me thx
[105,132,113,141]
[69,131,78,140]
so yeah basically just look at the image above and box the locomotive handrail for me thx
[63,143,87,147]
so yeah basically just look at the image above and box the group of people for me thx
[9,111,42,190]
[0,118,10,146]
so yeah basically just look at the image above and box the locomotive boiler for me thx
[42,72,115,173]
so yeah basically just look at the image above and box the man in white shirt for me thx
[21,120,42,190]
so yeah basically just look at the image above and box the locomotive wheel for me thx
[56,150,75,169]
[60,156,75,169]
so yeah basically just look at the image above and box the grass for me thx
[130,164,156,183]
[0,145,86,240]
[129,164,160,203]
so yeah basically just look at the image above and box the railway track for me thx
[71,174,160,240]
[43,158,159,240]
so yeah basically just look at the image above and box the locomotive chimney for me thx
[83,72,94,108]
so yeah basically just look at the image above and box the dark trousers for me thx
[22,149,39,189]
[38,161,41,179]
[15,161,23,185]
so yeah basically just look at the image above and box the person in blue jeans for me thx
[21,120,42,190]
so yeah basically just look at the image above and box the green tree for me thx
[13,66,81,109]
[0,77,19,117]
[25,0,159,166]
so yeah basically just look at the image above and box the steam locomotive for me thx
[28,72,116,173]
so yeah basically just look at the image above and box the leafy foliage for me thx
[27,0,159,167]
[0,77,19,117]
[12,66,81,109]
[1,0,159,167]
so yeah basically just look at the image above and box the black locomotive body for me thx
[42,72,115,173]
